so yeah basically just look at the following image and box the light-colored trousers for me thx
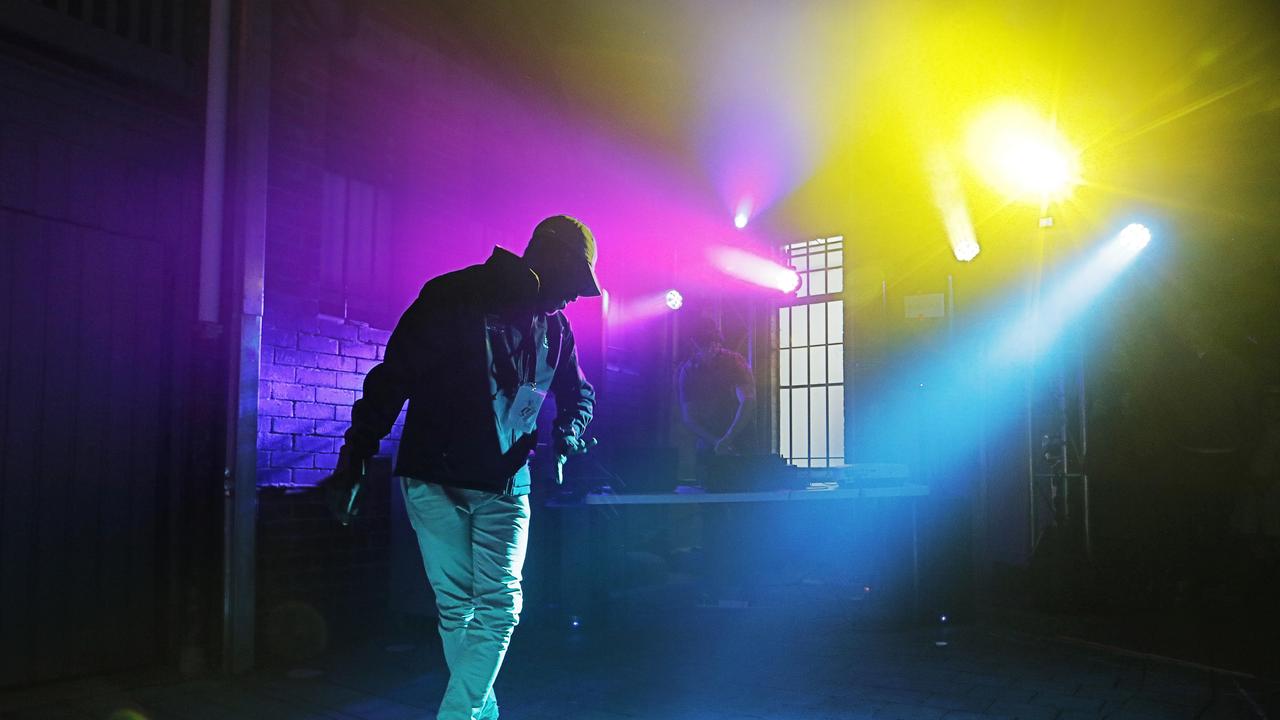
[401,478,531,720]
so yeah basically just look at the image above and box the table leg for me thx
[559,506,592,623]
[911,497,921,620]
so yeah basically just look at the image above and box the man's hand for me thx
[320,447,366,525]
[554,435,597,485]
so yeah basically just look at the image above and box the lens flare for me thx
[665,289,684,310]
[966,102,1079,202]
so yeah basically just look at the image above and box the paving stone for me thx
[1113,697,1201,719]
[1031,690,1105,712]
[1,616,1224,720]
[985,700,1060,720]
[953,671,1017,688]
[1074,685,1135,703]
[1102,712,1197,720]
[1057,712,1104,720]
[872,703,946,720]
[855,687,938,706]
[967,685,1038,703]
[915,693,989,713]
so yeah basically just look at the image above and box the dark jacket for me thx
[342,247,595,494]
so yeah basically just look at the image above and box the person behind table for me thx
[677,316,756,479]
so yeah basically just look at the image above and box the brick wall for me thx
[252,2,686,634]
[253,290,403,651]
[253,2,681,491]
[256,6,424,491]
[256,297,401,488]
[252,4,417,638]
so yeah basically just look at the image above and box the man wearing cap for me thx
[329,215,600,720]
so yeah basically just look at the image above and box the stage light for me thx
[610,291,684,327]
[781,268,801,294]
[952,240,980,262]
[945,205,980,262]
[1117,223,1151,252]
[708,246,802,293]
[733,198,753,230]
[928,149,980,262]
[967,102,1079,202]
[993,220,1154,365]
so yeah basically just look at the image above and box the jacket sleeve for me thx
[550,316,595,443]
[342,287,441,460]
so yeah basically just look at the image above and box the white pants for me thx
[401,478,531,720]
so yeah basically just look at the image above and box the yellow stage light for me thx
[966,102,1079,203]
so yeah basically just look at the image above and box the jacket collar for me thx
[484,246,541,311]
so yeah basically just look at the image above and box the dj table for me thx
[546,476,929,620]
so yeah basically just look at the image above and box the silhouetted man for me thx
[330,215,599,720]
[678,316,756,478]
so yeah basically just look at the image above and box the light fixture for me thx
[1116,223,1151,252]
[665,290,684,311]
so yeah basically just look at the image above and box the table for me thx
[549,482,930,619]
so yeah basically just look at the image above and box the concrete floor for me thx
[2,603,1270,720]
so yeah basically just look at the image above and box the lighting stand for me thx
[1025,228,1095,607]
[1032,345,1091,558]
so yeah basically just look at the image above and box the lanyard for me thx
[511,316,538,386]
[489,314,541,390]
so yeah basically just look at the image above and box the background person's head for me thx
[523,215,602,314]
[688,316,723,355]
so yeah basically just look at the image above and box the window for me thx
[778,236,845,467]
[6,0,193,91]
[320,170,393,304]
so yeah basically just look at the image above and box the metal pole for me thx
[199,0,230,327]
[1057,359,1069,525]
[1077,349,1092,558]
[911,498,920,618]
[221,0,271,675]
[1026,224,1048,560]
[1025,290,1038,558]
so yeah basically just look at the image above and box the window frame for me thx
[318,170,395,321]
[776,236,846,468]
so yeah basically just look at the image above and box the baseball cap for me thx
[528,215,602,297]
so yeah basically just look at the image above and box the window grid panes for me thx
[777,236,845,468]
